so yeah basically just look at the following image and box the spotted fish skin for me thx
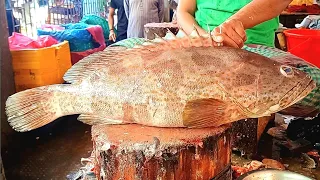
[5,28,316,132]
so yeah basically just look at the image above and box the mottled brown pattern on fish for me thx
[122,103,134,123]
[147,59,183,91]
[140,49,165,63]
[232,73,257,87]
[133,104,149,124]
[191,52,224,68]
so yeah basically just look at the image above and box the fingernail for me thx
[216,36,223,42]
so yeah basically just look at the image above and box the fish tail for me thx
[5,84,78,132]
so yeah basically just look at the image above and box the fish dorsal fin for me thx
[175,28,193,48]
[163,28,177,40]
[63,27,216,83]
[134,26,215,50]
[162,28,184,49]
[176,28,188,38]
[154,33,167,43]
[190,25,201,38]
[63,46,128,83]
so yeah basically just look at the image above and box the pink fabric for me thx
[8,32,59,50]
[71,25,106,64]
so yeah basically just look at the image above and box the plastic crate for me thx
[10,41,72,92]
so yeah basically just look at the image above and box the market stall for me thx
[1,0,320,180]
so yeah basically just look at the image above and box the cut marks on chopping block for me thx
[91,124,232,180]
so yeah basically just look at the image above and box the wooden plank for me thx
[92,124,232,180]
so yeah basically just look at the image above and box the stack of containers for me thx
[10,41,72,92]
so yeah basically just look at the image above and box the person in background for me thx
[169,0,178,23]
[124,0,164,38]
[177,0,293,48]
[108,0,128,42]
[5,0,21,36]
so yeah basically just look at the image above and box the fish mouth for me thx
[290,78,316,105]
[280,76,316,109]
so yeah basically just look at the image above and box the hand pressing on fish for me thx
[211,19,247,48]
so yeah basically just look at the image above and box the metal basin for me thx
[237,169,313,180]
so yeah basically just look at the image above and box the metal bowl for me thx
[237,169,313,180]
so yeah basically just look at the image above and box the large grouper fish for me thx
[6,28,316,132]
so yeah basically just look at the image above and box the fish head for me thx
[242,57,316,117]
[209,47,316,117]
[270,65,316,111]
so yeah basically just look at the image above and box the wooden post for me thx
[0,0,17,179]
[92,124,232,180]
[0,0,17,151]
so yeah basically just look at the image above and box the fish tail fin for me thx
[5,84,74,132]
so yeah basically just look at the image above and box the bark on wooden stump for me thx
[92,124,232,180]
[144,22,179,40]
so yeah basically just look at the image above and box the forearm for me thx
[230,0,292,29]
[108,15,114,30]
[176,11,207,35]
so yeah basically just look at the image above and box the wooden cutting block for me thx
[91,124,232,180]
[144,22,180,40]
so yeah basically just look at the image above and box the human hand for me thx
[109,30,116,42]
[211,19,247,48]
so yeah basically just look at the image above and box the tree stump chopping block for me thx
[91,124,232,180]
[144,23,180,40]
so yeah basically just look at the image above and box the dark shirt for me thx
[110,0,128,41]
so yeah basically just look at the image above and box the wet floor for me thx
[231,153,320,179]
[2,115,93,180]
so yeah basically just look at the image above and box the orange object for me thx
[10,41,72,92]
[289,0,314,6]
[284,29,320,68]
[262,159,286,170]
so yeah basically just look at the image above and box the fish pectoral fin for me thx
[182,98,241,128]
[77,114,126,126]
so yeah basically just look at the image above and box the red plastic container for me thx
[284,29,320,68]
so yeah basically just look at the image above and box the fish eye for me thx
[280,65,294,78]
